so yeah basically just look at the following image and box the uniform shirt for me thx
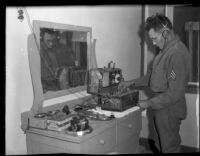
[134,35,190,119]
[56,43,75,67]
[40,41,59,81]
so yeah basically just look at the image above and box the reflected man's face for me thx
[43,32,56,49]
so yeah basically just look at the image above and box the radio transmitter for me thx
[87,61,139,112]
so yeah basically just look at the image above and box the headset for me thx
[155,15,171,39]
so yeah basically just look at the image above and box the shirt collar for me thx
[161,35,180,53]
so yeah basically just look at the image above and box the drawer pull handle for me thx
[128,124,132,128]
[99,139,105,145]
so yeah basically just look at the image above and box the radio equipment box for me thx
[87,62,139,112]
[87,67,123,94]
[100,87,139,112]
[29,111,73,131]
[68,66,87,87]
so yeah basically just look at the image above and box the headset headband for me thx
[155,15,170,32]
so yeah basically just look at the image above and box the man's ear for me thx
[162,29,170,39]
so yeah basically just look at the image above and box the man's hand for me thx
[137,100,151,110]
[118,80,134,92]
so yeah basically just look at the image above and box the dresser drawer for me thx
[82,126,116,154]
[115,133,140,154]
[26,132,81,154]
[116,110,141,143]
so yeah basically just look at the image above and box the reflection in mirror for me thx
[40,28,88,93]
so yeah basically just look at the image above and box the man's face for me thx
[148,28,165,50]
[43,32,56,49]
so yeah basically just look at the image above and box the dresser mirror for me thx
[33,20,92,98]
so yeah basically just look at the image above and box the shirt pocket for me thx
[150,68,168,91]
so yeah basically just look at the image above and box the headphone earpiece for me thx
[156,16,170,39]
[162,28,169,39]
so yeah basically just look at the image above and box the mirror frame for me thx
[32,20,92,101]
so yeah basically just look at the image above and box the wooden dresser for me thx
[25,108,141,154]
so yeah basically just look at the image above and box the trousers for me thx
[151,108,182,153]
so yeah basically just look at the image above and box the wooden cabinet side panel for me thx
[26,132,81,154]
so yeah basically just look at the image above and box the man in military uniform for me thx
[40,28,60,92]
[40,29,77,92]
[119,14,190,153]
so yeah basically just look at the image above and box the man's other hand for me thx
[138,100,151,110]
[118,80,133,92]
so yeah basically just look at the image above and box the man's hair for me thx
[145,13,173,32]
[40,28,56,38]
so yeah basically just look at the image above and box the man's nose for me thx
[49,42,53,46]
[153,41,156,45]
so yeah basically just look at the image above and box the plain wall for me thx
[6,6,142,154]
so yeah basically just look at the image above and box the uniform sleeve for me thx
[149,52,188,109]
[134,67,152,87]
